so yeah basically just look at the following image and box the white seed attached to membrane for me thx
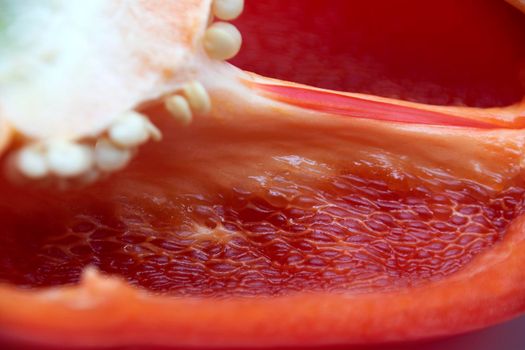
[203,22,242,60]
[46,140,94,177]
[165,95,193,125]
[182,81,212,115]
[108,111,151,148]
[212,0,244,21]
[144,119,162,141]
[15,145,49,179]
[94,138,132,172]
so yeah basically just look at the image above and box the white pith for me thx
[0,0,244,183]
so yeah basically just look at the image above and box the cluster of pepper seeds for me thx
[10,0,244,187]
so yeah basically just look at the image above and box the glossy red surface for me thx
[232,0,525,107]
[1,162,524,296]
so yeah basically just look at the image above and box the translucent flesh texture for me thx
[231,0,525,107]
[1,163,524,296]
[1,106,525,296]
